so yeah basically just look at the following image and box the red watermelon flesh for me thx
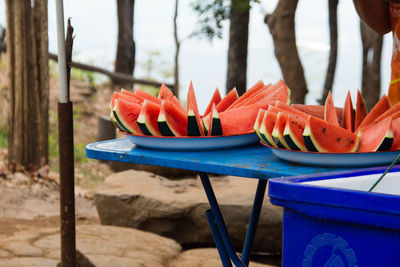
[158,83,174,99]
[136,100,162,136]
[203,88,222,117]
[272,112,290,149]
[118,90,144,105]
[219,84,289,136]
[158,100,187,136]
[204,88,239,118]
[238,84,273,107]
[343,91,354,132]
[259,111,278,147]
[324,91,340,126]
[373,102,400,123]
[291,104,343,126]
[226,80,265,110]
[109,91,142,111]
[355,90,368,131]
[113,98,142,135]
[275,101,309,118]
[283,114,308,151]
[303,116,359,153]
[358,117,393,152]
[391,117,400,150]
[357,95,391,129]
[135,89,162,105]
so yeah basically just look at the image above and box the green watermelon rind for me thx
[113,106,137,134]
[157,109,175,136]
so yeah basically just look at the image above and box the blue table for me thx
[86,138,351,266]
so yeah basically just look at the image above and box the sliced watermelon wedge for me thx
[324,91,340,126]
[259,111,277,147]
[358,117,393,152]
[203,88,222,118]
[135,89,162,105]
[187,82,204,136]
[137,100,162,136]
[158,100,187,136]
[254,109,267,141]
[354,90,368,131]
[283,114,308,151]
[357,95,391,130]
[158,83,174,100]
[113,98,142,135]
[226,80,265,110]
[209,104,223,136]
[342,91,354,132]
[272,112,290,149]
[204,88,239,118]
[303,116,359,153]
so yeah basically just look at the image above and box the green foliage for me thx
[190,0,257,41]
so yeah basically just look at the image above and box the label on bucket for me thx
[303,233,358,267]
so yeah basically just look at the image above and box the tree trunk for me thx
[114,0,135,87]
[320,0,338,104]
[173,0,180,98]
[6,0,49,171]
[226,0,250,95]
[360,21,383,110]
[265,0,307,104]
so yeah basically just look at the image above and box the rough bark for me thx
[226,0,250,95]
[265,0,307,104]
[114,0,135,87]
[360,21,383,110]
[173,0,180,97]
[320,0,338,104]
[6,0,49,170]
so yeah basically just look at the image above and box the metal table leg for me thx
[241,179,267,265]
[206,210,232,267]
[199,172,246,267]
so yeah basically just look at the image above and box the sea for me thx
[0,0,394,112]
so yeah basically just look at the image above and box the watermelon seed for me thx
[322,127,326,133]
[337,137,342,142]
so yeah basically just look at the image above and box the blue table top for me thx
[86,138,355,180]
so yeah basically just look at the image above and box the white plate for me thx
[264,144,400,167]
[123,133,259,151]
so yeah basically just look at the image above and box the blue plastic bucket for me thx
[268,166,400,267]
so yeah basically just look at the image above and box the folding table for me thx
[86,138,353,267]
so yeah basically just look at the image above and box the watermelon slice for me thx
[254,109,267,141]
[238,84,274,107]
[135,89,162,105]
[113,98,142,135]
[158,100,187,136]
[226,80,265,110]
[272,112,290,149]
[275,101,308,118]
[343,91,354,132]
[354,90,368,131]
[373,102,400,123]
[357,95,391,130]
[219,84,290,136]
[259,111,277,147]
[391,118,400,150]
[303,116,359,153]
[291,104,343,125]
[324,91,340,126]
[283,115,308,151]
[204,88,239,118]
[158,83,174,99]
[209,104,223,136]
[203,88,222,117]
[358,117,393,152]
[187,82,205,136]
[136,100,162,136]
